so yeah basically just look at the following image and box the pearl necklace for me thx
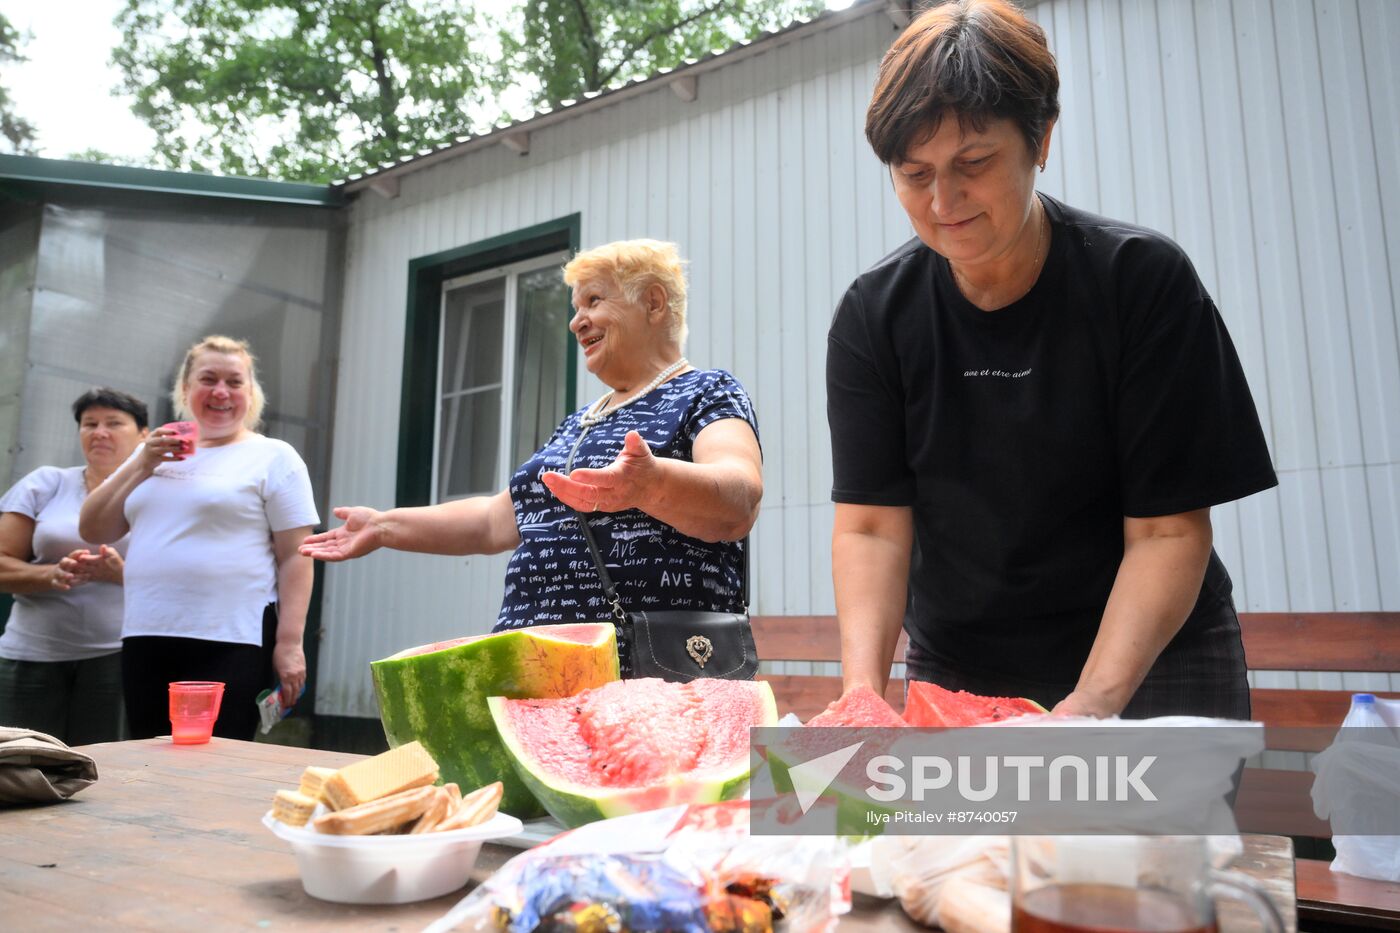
[581,358,688,427]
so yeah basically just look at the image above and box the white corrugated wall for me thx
[317,0,1400,718]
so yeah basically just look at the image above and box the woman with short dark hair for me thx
[829,0,1277,718]
[0,387,149,742]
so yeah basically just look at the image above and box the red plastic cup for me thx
[169,681,225,744]
[160,420,199,458]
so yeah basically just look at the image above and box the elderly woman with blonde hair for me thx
[302,239,763,672]
[81,335,319,739]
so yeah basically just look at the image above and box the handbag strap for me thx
[563,425,750,619]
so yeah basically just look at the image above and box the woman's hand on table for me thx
[541,430,661,514]
[299,507,386,561]
[1051,688,1124,719]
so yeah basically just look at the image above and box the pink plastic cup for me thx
[160,420,199,458]
[169,681,225,745]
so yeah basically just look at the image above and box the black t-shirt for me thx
[827,195,1278,681]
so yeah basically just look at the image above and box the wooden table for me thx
[1295,857,1400,931]
[0,739,1299,932]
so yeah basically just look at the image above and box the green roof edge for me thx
[0,154,343,207]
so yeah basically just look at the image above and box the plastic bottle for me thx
[1340,693,1399,747]
[1319,693,1400,880]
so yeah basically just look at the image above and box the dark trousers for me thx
[905,594,1252,720]
[121,605,276,740]
[0,652,125,745]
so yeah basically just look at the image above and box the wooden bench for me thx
[750,611,1400,929]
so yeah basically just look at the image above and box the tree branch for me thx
[366,1,400,142]
[596,0,735,89]
[569,0,603,90]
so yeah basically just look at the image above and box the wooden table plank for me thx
[0,738,1302,932]
[1296,857,1400,931]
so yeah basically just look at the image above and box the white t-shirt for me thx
[0,466,128,662]
[122,435,319,647]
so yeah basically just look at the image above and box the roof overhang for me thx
[0,154,342,207]
[339,0,899,196]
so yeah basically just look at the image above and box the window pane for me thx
[512,265,572,467]
[439,388,501,499]
[442,279,505,395]
[439,277,506,501]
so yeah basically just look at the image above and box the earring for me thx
[1038,161,1047,173]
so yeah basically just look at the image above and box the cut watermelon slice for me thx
[488,678,777,828]
[902,680,1047,727]
[371,623,620,818]
[768,685,906,838]
[805,684,907,728]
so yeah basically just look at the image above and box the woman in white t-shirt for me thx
[80,336,319,740]
[0,388,150,743]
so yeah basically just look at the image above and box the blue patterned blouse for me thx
[494,369,759,632]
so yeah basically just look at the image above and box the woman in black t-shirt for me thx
[828,0,1277,718]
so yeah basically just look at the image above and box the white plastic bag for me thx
[867,835,1009,930]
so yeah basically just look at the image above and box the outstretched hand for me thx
[299,507,385,562]
[541,430,663,515]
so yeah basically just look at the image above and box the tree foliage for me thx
[112,0,829,182]
[0,13,38,155]
[502,0,828,108]
[113,0,491,182]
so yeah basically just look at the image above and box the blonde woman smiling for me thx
[81,336,318,739]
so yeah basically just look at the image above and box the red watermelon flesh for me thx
[501,678,765,787]
[805,684,907,728]
[903,680,1047,727]
[489,678,777,827]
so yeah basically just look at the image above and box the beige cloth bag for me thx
[0,726,98,805]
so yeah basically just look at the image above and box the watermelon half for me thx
[902,680,1047,727]
[371,623,620,818]
[488,678,778,828]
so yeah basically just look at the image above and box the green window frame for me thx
[397,214,581,507]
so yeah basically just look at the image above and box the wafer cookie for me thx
[298,765,337,806]
[322,741,439,810]
[313,784,436,836]
[272,789,317,827]
[409,786,454,834]
[433,781,502,832]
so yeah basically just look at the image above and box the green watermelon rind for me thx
[487,682,779,829]
[765,738,901,840]
[371,623,620,820]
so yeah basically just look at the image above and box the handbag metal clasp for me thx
[685,635,714,668]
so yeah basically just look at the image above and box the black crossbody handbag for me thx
[564,427,759,682]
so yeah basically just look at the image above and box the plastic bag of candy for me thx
[425,802,851,933]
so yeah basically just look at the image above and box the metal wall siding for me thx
[320,1,1399,716]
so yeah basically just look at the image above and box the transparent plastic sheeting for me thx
[7,200,339,498]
